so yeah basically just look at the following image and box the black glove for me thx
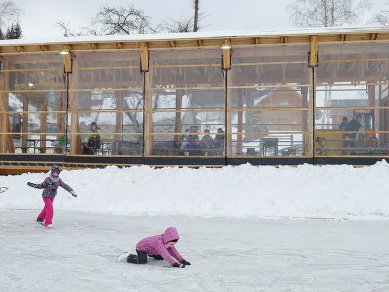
[172,262,185,268]
[27,182,34,187]
[180,259,191,265]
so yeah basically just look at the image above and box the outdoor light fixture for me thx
[59,49,70,55]
[28,82,34,88]
[221,44,232,50]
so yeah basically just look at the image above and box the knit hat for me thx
[51,165,61,175]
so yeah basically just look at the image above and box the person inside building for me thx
[342,114,362,155]
[214,128,225,155]
[180,128,190,154]
[82,121,101,155]
[338,116,349,131]
[201,129,214,156]
[187,126,202,156]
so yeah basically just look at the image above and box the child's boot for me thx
[127,254,138,264]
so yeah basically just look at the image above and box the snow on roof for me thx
[1,26,389,47]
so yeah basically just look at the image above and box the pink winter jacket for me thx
[136,227,184,266]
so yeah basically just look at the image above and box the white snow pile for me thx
[1,161,389,220]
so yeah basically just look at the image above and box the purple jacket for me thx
[136,227,184,265]
[28,176,74,199]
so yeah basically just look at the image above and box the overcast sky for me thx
[11,0,389,39]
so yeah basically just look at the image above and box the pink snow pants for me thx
[37,197,54,226]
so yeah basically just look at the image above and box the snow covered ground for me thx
[1,210,389,291]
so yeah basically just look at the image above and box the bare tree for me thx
[372,1,389,25]
[0,0,20,30]
[158,16,194,33]
[193,0,199,32]
[90,5,154,35]
[287,0,371,27]
[55,4,154,36]
[55,21,86,37]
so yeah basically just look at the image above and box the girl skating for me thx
[27,165,77,228]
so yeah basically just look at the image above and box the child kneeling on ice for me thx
[27,165,77,228]
[120,227,190,268]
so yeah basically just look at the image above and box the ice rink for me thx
[1,210,389,291]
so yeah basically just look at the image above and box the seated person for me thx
[201,129,214,155]
[187,126,202,156]
[82,122,101,155]
[180,129,190,151]
[214,128,225,155]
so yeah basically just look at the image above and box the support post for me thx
[0,62,14,153]
[309,36,318,67]
[69,62,81,155]
[114,91,124,154]
[21,94,29,153]
[174,89,183,149]
[226,72,233,157]
[222,40,231,70]
[237,88,244,155]
[144,72,153,156]
[39,95,47,153]
[140,43,149,72]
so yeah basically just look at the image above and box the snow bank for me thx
[1,161,389,220]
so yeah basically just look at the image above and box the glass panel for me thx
[147,49,225,156]
[230,45,312,157]
[315,43,389,156]
[0,54,66,154]
[69,51,143,155]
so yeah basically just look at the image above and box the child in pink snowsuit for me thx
[27,165,77,227]
[126,227,191,268]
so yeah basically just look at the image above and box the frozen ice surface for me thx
[1,210,389,291]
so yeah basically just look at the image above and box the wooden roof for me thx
[1,26,389,55]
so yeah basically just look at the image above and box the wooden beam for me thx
[69,62,81,155]
[174,89,183,146]
[309,36,318,67]
[2,29,389,55]
[140,42,149,72]
[226,72,233,157]
[21,95,29,153]
[0,68,14,153]
[222,39,231,70]
[63,52,72,73]
[114,91,124,154]
[39,98,47,153]
[88,43,98,50]
[237,88,244,155]
[114,42,124,49]
[144,71,153,155]
[63,44,73,50]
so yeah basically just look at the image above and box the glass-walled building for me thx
[1,28,389,171]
